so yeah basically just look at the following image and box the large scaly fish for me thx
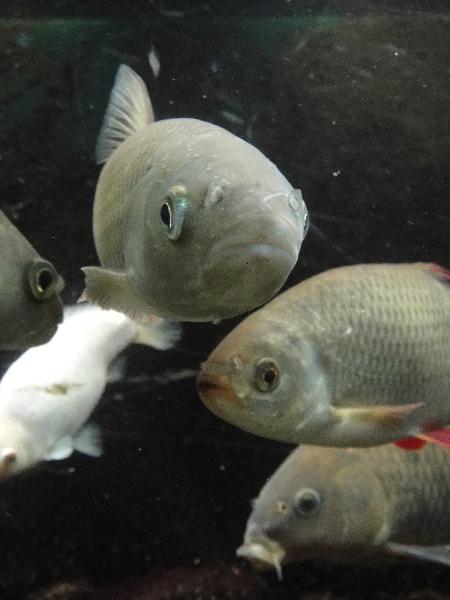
[0,210,64,349]
[0,303,180,479]
[238,443,450,578]
[83,64,308,322]
[197,263,450,449]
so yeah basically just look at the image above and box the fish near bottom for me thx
[237,443,450,578]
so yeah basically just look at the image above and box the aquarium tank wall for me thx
[0,0,449,599]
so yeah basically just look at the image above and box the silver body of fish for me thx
[0,303,181,479]
[197,263,450,447]
[0,210,64,349]
[83,64,308,322]
[238,443,450,577]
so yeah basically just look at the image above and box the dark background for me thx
[0,1,449,598]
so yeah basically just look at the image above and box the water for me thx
[0,1,449,598]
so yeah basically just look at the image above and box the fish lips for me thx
[196,371,243,417]
[237,536,286,577]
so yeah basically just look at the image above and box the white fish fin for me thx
[73,424,102,457]
[82,266,152,321]
[386,542,450,567]
[107,355,127,383]
[44,436,74,461]
[133,319,182,350]
[96,64,155,164]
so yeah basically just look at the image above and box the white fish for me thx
[0,303,181,479]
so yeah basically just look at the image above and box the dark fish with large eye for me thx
[0,210,64,349]
[82,64,308,322]
[238,443,450,578]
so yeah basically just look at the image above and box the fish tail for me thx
[96,64,155,164]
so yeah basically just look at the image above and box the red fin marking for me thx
[394,437,427,451]
[424,263,450,282]
[416,428,450,449]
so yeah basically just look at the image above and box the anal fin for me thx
[394,437,427,451]
[394,427,450,451]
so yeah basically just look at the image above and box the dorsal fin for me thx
[96,64,155,164]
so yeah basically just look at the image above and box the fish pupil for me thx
[254,358,280,393]
[37,268,54,292]
[263,369,276,385]
[160,201,172,229]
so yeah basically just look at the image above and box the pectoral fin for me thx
[386,542,450,567]
[73,424,102,458]
[82,266,151,320]
[331,403,423,428]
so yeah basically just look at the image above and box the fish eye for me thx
[253,358,280,393]
[294,488,321,517]
[160,185,187,241]
[160,201,172,228]
[27,260,62,300]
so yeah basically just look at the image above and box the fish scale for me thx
[238,443,450,576]
[197,263,450,447]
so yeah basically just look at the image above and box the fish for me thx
[0,303,181,479]
[237,443,450,578]
[0,209,64,349]
[82,64,308,322]
[197,263,450,448]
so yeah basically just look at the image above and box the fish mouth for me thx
[209,213,300,267]
[202,214,300,314]
[196,372,243,414]
[237,539,286,580]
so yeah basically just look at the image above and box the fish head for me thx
[197,315,330,444]
[197,181,309,319]
[0,257,64,350]
[125,155,308,320]
[238,446,390,571]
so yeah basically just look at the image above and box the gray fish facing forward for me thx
[83,64,308,322]
[197,263,450,448]
[0,210,64,349]
[238,443,450,578]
